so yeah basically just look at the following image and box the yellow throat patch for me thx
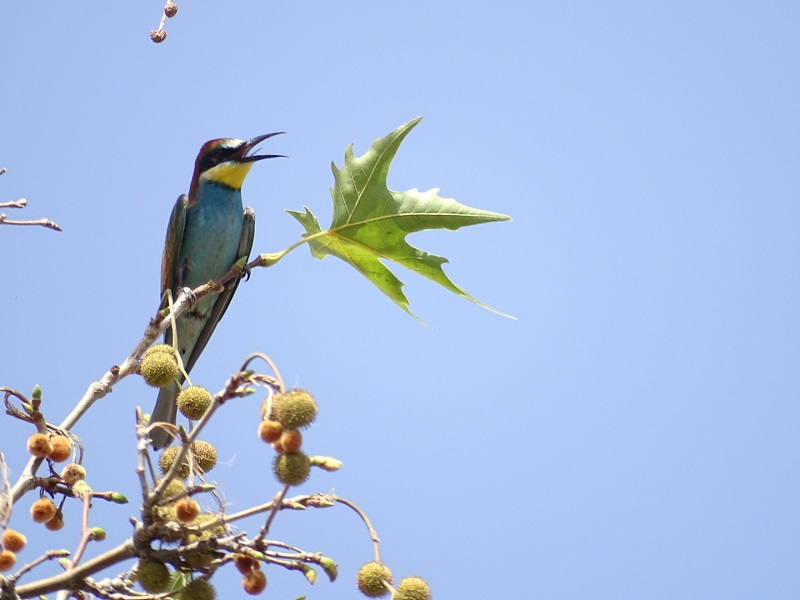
[201,161,253,190]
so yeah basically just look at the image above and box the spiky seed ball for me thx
[175,499,200,522]
[48,435,72,462]
[280,429,303,453]
[164,1,178,17]
[192,441,217,473]
[395,577,431,600]
[183,514,225,543]
[138,559,171,593]
[242,569,267,595]
[44,512,65,531]
[30,498,57,524]
[356,562,392,598]
[159,446,190,479]
[234,554,260,575]
[185,551,214,569]
[1,529,26,553]
[273,389,317,430]
[159,477,186,501]
[178,386,213,420]
[182,579,216,600]
[273,452,311,486]
[150,29,167,43]
[258,420,282,443]
[27,433,52,458]
[149,344,175,355]
[0,550,16,572]
[141,349,179,388]
[61,463,86,485]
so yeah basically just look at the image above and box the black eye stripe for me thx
[199,145,238,173]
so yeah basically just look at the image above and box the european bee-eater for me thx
[151,133,283,448]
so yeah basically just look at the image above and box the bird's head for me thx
[189,133,284,200]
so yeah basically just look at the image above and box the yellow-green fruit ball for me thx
[141,350,179,389]
[159,477,186,500]
[395,577,431,600]
[182,579,216,600]
[273,389,317,430]
[138,559,171,593]
[178,386,213,420]
[160,447,190,479]
[192,441,217,473]
[273,452,311,486]
[356,562,392,598]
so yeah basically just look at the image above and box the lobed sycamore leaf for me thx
[287,117,512,318]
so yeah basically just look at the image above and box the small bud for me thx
[310,456,343,472]
[164,1,178,17]
[0,550,17,572]
[242,569,267,595]
[356,562,392,598]
[1,529,27,553]
[394,577,431,600]
[258,420,282,443]
[47,435,72,462]
[302,564,317,585]
[150,29,167,44]
[90,527,106,542]
[32,384,42,402]
[61,463,86,485]
[320,557,338,582]
[111,492,129,504]
[31,498,57,524]
[27,433,52,458]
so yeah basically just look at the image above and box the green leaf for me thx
[288,117,512,318]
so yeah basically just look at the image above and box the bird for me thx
[150,133,283,448]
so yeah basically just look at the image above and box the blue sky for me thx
[2,2,799,599]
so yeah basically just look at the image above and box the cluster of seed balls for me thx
[357,561,431,600]
[258,388,318,486]
[1,433,84,572]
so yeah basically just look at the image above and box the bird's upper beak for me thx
[236,132,286,163]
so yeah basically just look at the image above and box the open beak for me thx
[238,132,286,163]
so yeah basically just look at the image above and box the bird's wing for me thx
[183,206,256,374]
[161,194,188,299]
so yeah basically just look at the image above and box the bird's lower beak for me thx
[240,132,286,162]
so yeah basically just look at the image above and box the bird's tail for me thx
[151,383,180,449]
